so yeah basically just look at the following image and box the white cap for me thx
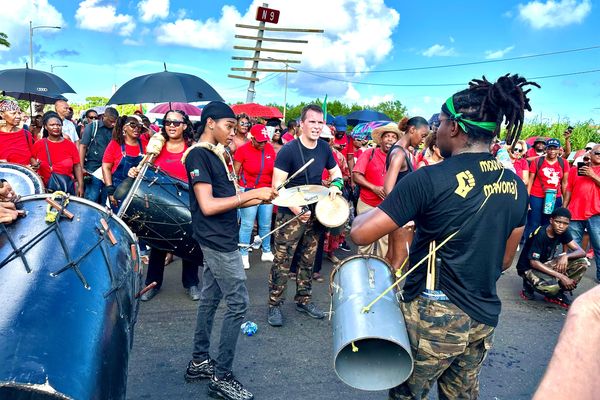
[320,125,333,139]
[585,142,597,149]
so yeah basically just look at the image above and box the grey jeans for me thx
[192,246,249,377]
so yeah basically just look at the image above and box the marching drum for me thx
[330,255,413,391]
[0,163,44,196]
[115,165,202,261]
[0,194,142,400]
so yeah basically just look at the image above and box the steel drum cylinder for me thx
[0,194,142,400]
[331,255,414,391]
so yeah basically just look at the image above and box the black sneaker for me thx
[267,306,283,327]
[520,280,535,300]
[544,292,572,309]
[339,241,351,252]
[208,372,253,400]
[184,358,215,382]
[295,302,325,319]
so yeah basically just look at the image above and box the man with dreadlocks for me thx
[351,74,538,399]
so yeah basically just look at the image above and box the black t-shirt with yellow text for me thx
[379,152,528,327]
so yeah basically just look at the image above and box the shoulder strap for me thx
[368,147,377,161]
[89,120,99,144]
[43,139,53,171]
[399,147,414,172]
[296,139,310,185]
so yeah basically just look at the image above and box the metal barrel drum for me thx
[0,163,45,196]
[330,255,414,391]
[0,194,142,400]
[115,165,202,261]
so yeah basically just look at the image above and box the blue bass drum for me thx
[0,163,44,196]
[0,194,142,400]
[117,165,201,261]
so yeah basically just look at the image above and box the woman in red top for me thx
[524,137,569,241]
[233,124,276,269]
[352,125,399,258]
[0,100,39,171]
[32,113,84,196]
[129,110,201,302]
[102,115,147,208]
[506,139,529,185]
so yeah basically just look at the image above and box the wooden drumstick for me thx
[135,281,157,298]
[276,158,314,191]
[45,198,75,219]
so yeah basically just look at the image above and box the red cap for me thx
[250,124,269,142]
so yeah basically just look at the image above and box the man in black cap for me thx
[526,137,546,162]
[183,101,277,400]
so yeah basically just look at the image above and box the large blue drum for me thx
[116,165,201,261]
[0,163,44,196]
[0,194,142,400]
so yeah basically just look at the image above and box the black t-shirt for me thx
[379,153,528,327]
[185,147,238,253]
[274,138,336,213]
[516,225,573,274]
[80,120,113,172]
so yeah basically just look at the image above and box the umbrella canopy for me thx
[346,109,391,126]
[2,91,67,104]
[148,102,203,117]
[325,113,335,124]
[231,103,283,119]
[107,66,223,105]
[146,112,201,122]
[0,66,76,98]
[350,120,392,141]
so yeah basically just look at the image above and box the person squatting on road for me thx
[183,101,277,400]
[351,74,538,400]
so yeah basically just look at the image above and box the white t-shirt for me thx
[62,119,79,143]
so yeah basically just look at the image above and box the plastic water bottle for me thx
[496,148,516,173]
[240,321,258,336]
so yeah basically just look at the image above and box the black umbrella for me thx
[107,63,223,105]
[346,109,391,126]
[2,91,67,104]
[0,65,76,98]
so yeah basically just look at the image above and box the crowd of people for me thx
[0,75,599,400]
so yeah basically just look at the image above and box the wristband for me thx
[105,185,116,196]
[330,177,344,191]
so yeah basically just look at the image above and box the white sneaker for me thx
[242,254,250,270]
[261,251,274,262]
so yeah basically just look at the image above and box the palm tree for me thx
[0,33,10,48]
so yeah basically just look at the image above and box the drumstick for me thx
[276,158,314,191]
[117,154,156,218]
[135,281,157,298]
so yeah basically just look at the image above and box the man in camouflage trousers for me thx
[267,105,343,327]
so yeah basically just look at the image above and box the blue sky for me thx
[3,0,599,123]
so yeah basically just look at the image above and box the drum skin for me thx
[0,163,44,196]
[118,166,202,261]
[0,195,142,400]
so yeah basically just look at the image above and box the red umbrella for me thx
[525,136,549,147]
[231,103,283,119]
[148,102,202,117]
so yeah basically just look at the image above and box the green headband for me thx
[444,97,497,133]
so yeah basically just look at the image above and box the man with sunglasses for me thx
[79,107,119,204]
[564,143,600,282]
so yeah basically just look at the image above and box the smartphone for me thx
[577,162,586,176]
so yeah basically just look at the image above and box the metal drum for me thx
[0,194,142,400]
[116,165,201,261]
[330,255,413,391]
[0,163,44,195]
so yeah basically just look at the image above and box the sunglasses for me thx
[239,122,251,127]
[512,148,523,153]
[87,116,98,120]
[164,119,184,127]
[126,122,142,129]
[594,151,600,156]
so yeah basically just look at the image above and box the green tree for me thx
[372,100,407,123]
[84,96,109,107]
[0,32,10,48]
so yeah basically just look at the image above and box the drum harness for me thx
[336,167,507,315]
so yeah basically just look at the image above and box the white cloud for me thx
[155,5,242,49]
[485,45,515,59]
[423,96,432,104]
[421,44,456,57]
[449,36,455,43]
[518,0,591,29]
[123,38,143,46]
[138,0,169,23]
[155,0,400,97]
[75,0,136,36]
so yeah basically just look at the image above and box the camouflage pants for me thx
[523,257,588,297]
[268,211,324,306]
[389,297,494,400]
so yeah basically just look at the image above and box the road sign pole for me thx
[246,4,268,103]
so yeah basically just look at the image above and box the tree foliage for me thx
[0,32,10,48]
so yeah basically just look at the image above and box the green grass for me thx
[506,120,600,150]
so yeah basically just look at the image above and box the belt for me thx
[421,289,449,301]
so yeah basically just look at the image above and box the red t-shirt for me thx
[353,147,386,207]
[566,165,600,220]
[102,139,147,174]
[526,147,542,159]
[234,142,275,188]
[282,132,295,143]
[154,144,188,182]
[333,134,353,159]
[32,139,80,184]
[0,129,35,166]
[512,158,529,181]
[529,157,567,198]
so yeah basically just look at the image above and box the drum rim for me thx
[18,193,139,241]
[329,254,394,296]
[315,195,350,228]
[0,162,44,187]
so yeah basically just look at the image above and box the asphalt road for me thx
[126,247,597,400]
